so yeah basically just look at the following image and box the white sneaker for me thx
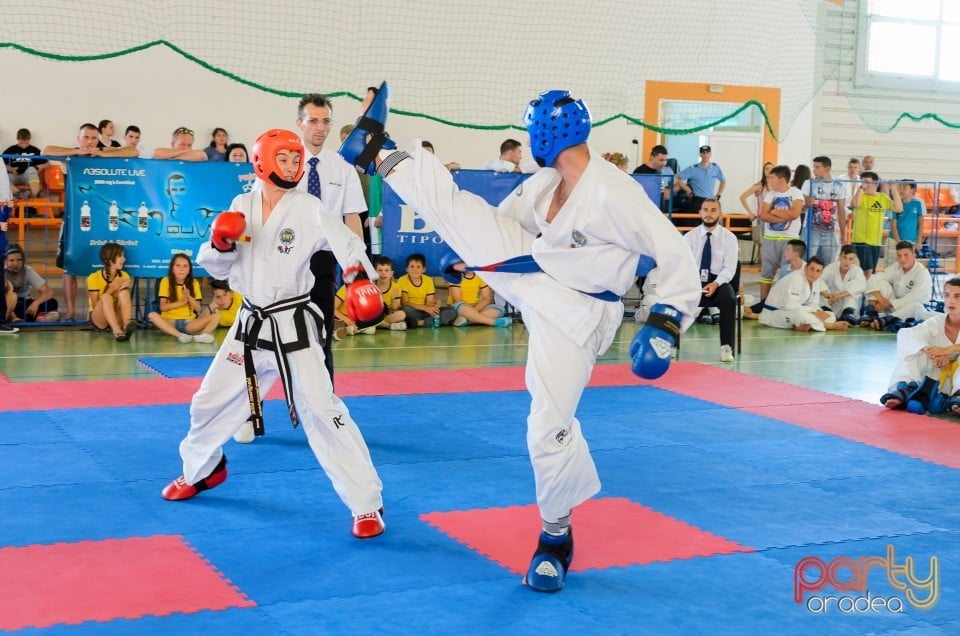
[720,345,734,362]
[452,316,468,327]
[177,333,194,344]
[360,326,377,335]
[346,325,357,336]
[389,321,407,331]
[233,420,255,443]
[193,333,215,343]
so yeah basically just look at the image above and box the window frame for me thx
[855,1,960,94]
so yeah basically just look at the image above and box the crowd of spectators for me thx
[0,121,952,352]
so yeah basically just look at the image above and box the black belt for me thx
[236,294,324,435]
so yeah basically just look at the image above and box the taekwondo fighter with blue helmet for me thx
[341,85,702,591]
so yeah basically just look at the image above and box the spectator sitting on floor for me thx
[197,278,243,330]
[860,240,933,331]
[445,265,512,328]
[758,256,849,332]
[87,242,136,341]
[881,277,960,415]
[371,256,407,330]
[745,239,807,319]
[398,253,454,328]
[3,244,59,321]
[820,244,867,325]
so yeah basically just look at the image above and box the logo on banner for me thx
[396,204,442,245]
[277,228,295,254]
[794,545,938,613]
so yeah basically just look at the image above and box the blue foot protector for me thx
[338,80,396,175]
[523,529,574,593]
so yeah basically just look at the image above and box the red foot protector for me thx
[421,497,753,574]
[0,535,254,630]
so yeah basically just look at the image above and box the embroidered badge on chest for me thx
[570,229,587,248]
[277,228,295,254]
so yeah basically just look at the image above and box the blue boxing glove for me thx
[630,303,681,379]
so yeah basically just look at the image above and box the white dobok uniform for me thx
[179,187,383,516]
[820,261,866,315]
[759,269,835,331]
[386,142,700,522]
[865,262,933,320]
[888,314,960,394]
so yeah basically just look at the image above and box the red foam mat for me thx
[421,497,753,574]
[0,535,254,630]
[4,362,960,470]
[0,364,638,411]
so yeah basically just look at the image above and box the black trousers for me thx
[309,250,337,387]
[700,282,737,348]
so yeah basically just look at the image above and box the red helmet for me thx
[252,128,304,189]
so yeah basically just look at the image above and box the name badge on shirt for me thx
[701,268,710,283]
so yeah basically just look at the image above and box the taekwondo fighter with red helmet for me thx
[342,85,701,587]
[161,128,388,540]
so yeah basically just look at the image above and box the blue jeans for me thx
[808,228,839,264]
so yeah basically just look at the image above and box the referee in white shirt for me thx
[296,94,368,385]
[682,198,740,362]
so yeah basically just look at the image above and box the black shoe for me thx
[0,323,19,335]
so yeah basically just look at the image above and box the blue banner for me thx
[63,158,254,276]
[380,170,665,275]
[380,170,530,276]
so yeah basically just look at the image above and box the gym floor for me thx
[5,288,960,634]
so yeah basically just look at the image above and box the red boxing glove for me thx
[211,211,246,251]
[345,278,385,329]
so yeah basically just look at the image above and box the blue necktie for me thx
[700,232,712,273]
[307,156,321,199]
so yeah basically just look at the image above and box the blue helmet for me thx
[523,90,591,168]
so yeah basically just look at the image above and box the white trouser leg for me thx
[522,308,605,523]
[759,308,826,331]
[181,336,279,484]
[289,345,383,516]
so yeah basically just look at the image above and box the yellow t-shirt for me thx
[377,279,401,309]
[448,272,488,306]
[158,277,202,320]
[86,269,131,314]
[216,291,243,327]
[852,192,893,246]
[398,274,436,306]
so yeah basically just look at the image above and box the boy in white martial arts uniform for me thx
[161,129,387,540]
[820,244,866,325]
[758,256,849,332]
[341,86,701,591]
[860,240,933,332]
[882,277,960,415]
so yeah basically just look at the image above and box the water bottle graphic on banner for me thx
[80,201,91,231]
[108,201,119,232]
[138,202,149,232]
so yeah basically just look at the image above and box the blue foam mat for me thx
[137,355,213,378]
[2,385,958,634]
